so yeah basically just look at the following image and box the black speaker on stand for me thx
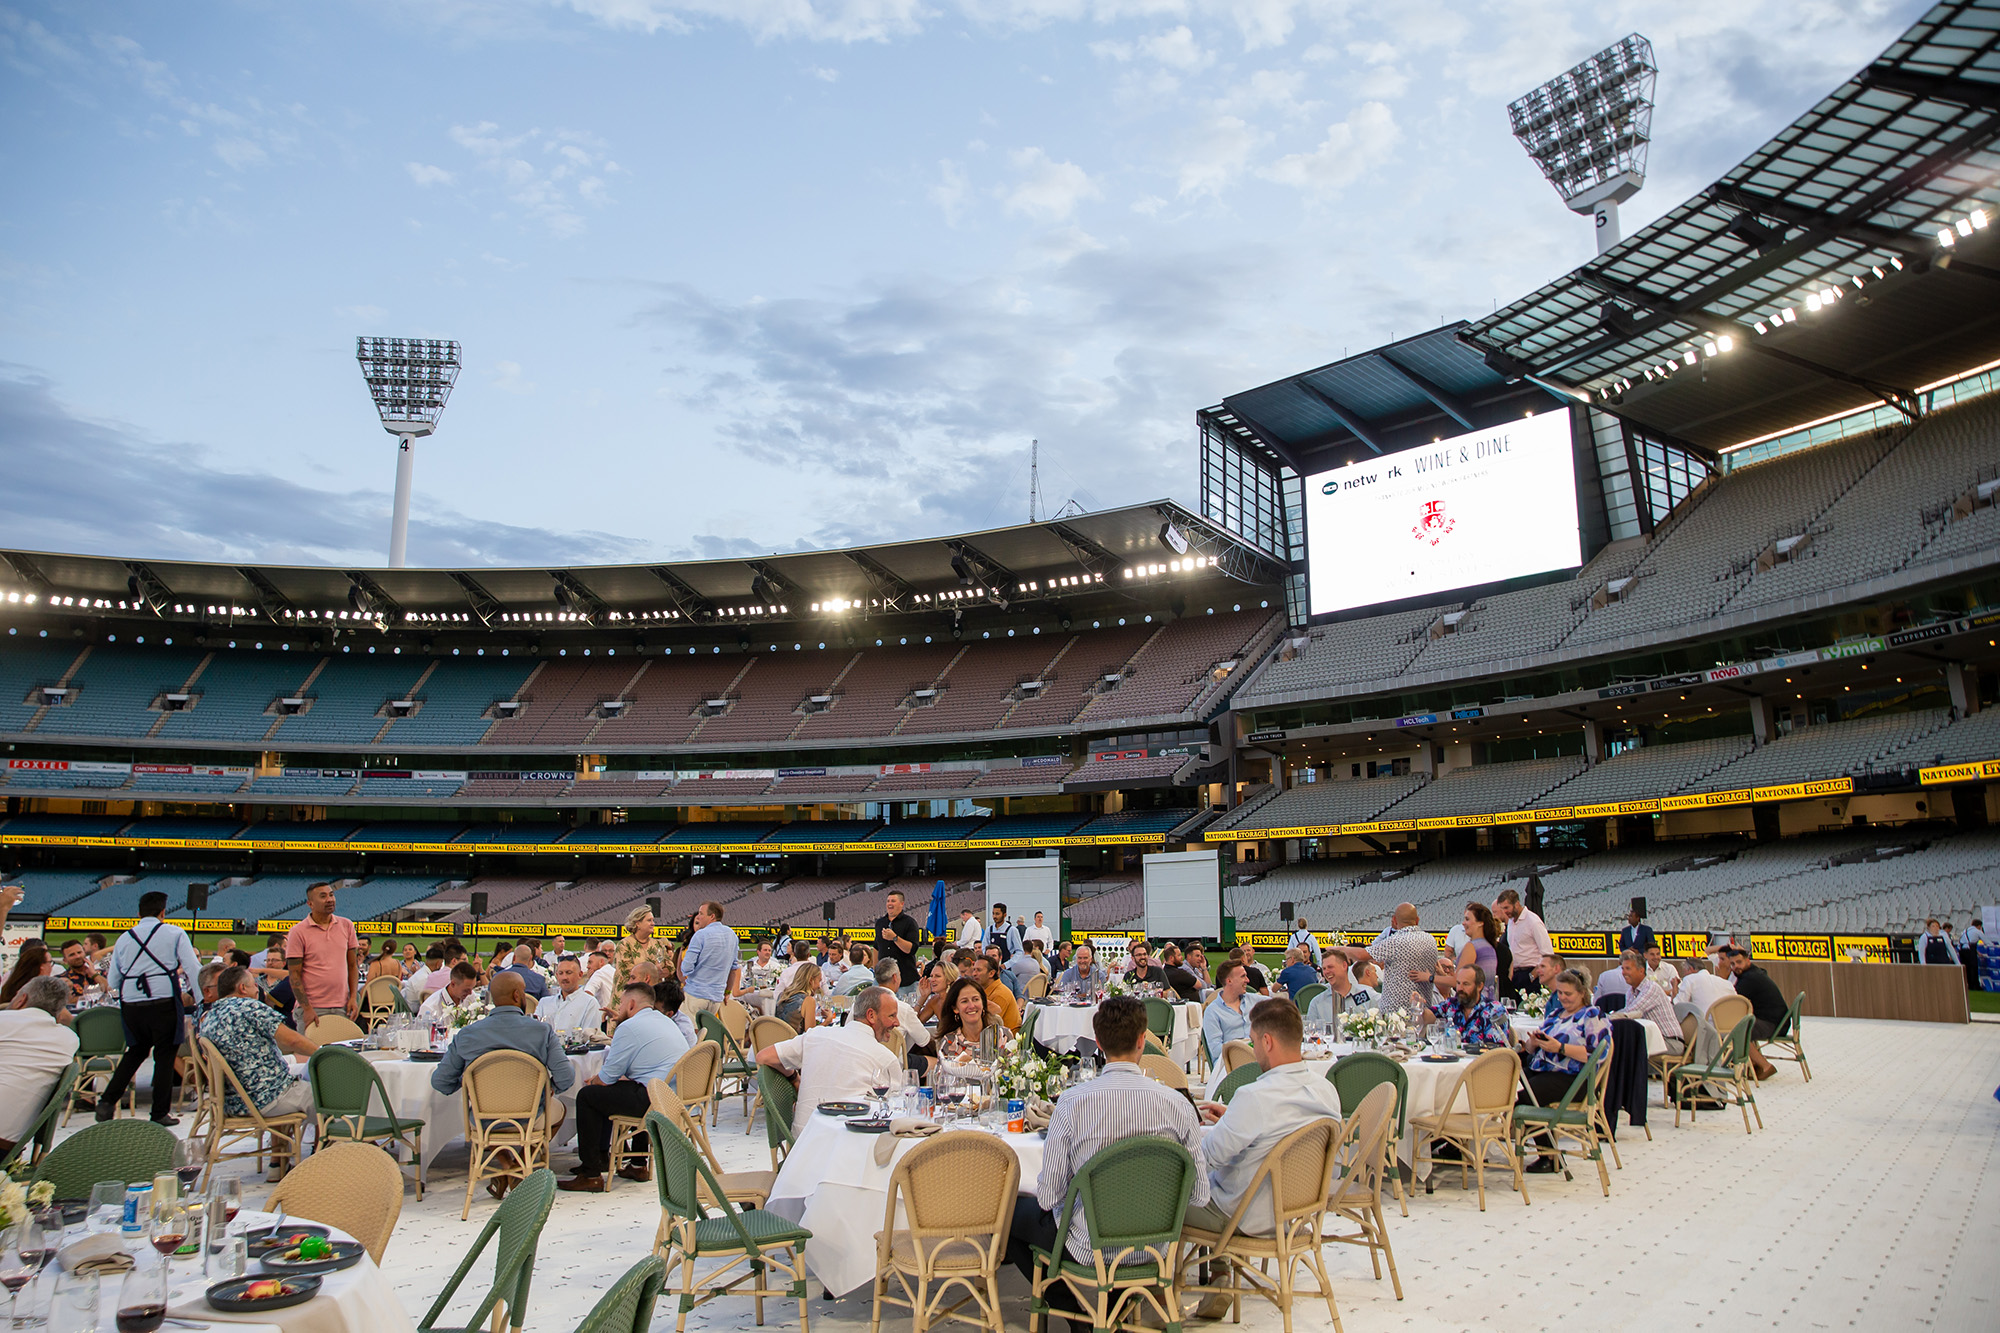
[1523,875,1545,920]
[470,890,489,917]
[1279,900,1295,922]
[822,901,836,922]
[186,882,209,913]
[1630,895,1648,919]
[646,895,662,920]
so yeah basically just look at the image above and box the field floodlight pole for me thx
[1508,34,1656,255]
[355,337,461,568]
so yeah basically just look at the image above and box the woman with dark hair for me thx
[934,977,995,1063]
[1418,902,1503,1002]
[0,939,52,1005]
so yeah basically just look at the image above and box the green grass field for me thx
[1970,989,2000,1014]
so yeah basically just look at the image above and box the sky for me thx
[0,0,1932,570]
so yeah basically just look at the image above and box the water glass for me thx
[206,1234,247,1283]
[47,1272,96,1333]
[87,1184,125,1236]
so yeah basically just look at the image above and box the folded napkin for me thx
[1021,1097,1055,1132]
[871,1118,942,1165]
[57,1234,132,1276]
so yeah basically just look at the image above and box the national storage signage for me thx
[1204,778,1853,842]
[0,831,1174,856]
[1919,758,2000,785]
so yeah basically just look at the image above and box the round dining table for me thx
[765,1110,1045,1297]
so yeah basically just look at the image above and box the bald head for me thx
[488,972,527,1009]
[1392,903,1420,929]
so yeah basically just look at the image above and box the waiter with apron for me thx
[98,889,202,1125]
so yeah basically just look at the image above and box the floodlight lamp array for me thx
[1507,33,1656,206]
[355,337,462,430]
[1124,555,1218,581]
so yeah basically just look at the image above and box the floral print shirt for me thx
[199,996,293,1116]
[1427,993,1510,1048]
[1529,1004,1611,1075]
[613,932,674,993]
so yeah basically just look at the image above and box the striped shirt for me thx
[1037,1062,1209,1260]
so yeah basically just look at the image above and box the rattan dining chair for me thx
[418,1169,556,1333]
[195,1036,306,1188]
[1026,974,1051,1000]
[667,1040,723,1159]
[1219,1040,1257,1073]
[262,1141,405,1264]
[1761,991,1811,1080]
[1211,1063,1261,1106]
[461,1050,560,1221]
[1408,1046,1528,1211]
[1138,1053,1188,1090]
[303,1014,365,1043]
[67,1006,129,1124]
[1651,1013,1700,1091]
[758,1064,799,1170]
[647,1111,813,1333]
[573,1256,667,1333]
[1029,1138,1196,1333]
[1323,1082,1402,1301]
[1,1064,76,1173]
[1292,983,1327,1014]
[649,1082,775,1210]
[1673,1013,1762,1135]
[1509,1044,1613,1196]
[870,1128,1020,1333]
[699,1012,759,1128]
[1705,993,1753,1040]
[360,977,408,1030]
[1327,1052,1409,1217]
[1177,1116,1344,1333]
[1142,998,1178,1047]
[29,1118,175,1199]
[307,1046,426,1200]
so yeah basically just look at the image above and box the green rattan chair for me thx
[418,1167,556,1333]
[1328,1052,1409,1216]
[1018,1004,1040,1047]
[2,1064,77,1173]
[1674,1013,1762,1135]
[307,1046,427,1198]
[1212,1063,1262,1106]
[698,1011,757,1127]
[1142,998,1177,1048]
[67,1006,129,1124]
[757,1064,798,1171]
[1760,991,1811,1081]
[1292,983,1327,1015]
[31,1118,176,1200]
[1030,1137,1197,1333]
[573,1255,666,1333]
[647,1110,812,1333]
[1510,1043,1613,1196]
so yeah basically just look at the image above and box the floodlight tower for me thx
[1508,34,1657,255]
[355,336,461,568]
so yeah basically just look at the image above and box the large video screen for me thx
[1303,409,1581,617]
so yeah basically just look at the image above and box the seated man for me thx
[1304,953,1379,1027]
[1423,964,1509,1047]
[430,972,574,1118]
[1006,997,1208,1332]
[985,945,1025,999]
[1007,938,1050,993]
[742,939,784,993]
[1719,947,1784,1078]
[535,957,603,1032]
[966,955,1023,1030]
[0,977,81,1159]
[1592,961,1633,1008]
[1644,946,1678,998]
[758,985,904,1111]
[1056,943,1107,997]
[1276,947,1319,1000]
[560,983,692,1193]
[499,944,550,1001]
[417,962,485,1025]
[1160,944,1202,1002]
[872,960,935,1056]
[198,965,319,1168]
[402,945,443,1009]
[1188,999,1341,1241]
[1608,951,1681,1053]
[1530,953,1566,1016]
[835,945,877,996]
[57,939,103,1000]
[1123,941,1168,989]
[653,974,700,1049]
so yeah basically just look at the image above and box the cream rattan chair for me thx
[195,1036,305,1188]
[1025,974,1050,1000]
[1177,1117,1344,1333]
[1705,993,1752,1038]
[667,1040,722,1160]
[1324,1083,1402,1301]
[263,1141,404,1264]
[303,1014,365,1043]
[871,1130,1020,1333]
[750,1015,797,1053]
[1650,1013,1700,1090]
[1138,1054,1188,1090]
[460,1050,560,1220]
[1219,1040,1257,1073]
[1408,1047,1528,1211]
[359,977,405,1031]
[717,998,752,1046]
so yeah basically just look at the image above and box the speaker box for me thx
[186,882,208,913]
[470,891,489,916]
[646,896,662,919]
[1279,900,1295,922]
[1630,895,1647,918]
[822,901,837,922]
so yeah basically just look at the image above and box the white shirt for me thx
[1677,969,1736,1017]
[418,988,480,1024]
[582,964,615,1012]
[1292,928,1324,965]
[1201,1062,1344,1235]
[535,989,602,1031]
[892,998,930,1052]
[770,1021,904,1115]
[1442,924,1467,961]
[957,917,983,947]
[0,1008,79,1142]
[1023,923,1053,948]
[1646,961,1678,996]
[401,964,433,1010]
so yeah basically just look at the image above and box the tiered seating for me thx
[33,647,206,739]
[760,821,883,846]
[1880,706,2000,767]
[1076,611,1276,721]
[127,770,249,795]
[204,874,340,920]
[868,817,988,841]
[406,877,545,920]
[453,823,564,843]
[0,814,130,837]
[660,823,780,846]
[323,876,449,922]
[482,660,635,748]
[1692,709,1951,789]
[1380,756,1586,818]
[3,767,128,791]
[349,822,468,843]
[604,655,756,748]
[154,652,309,744]
[484,877,661,926]
[895,638,1065,736]
[1071,809,1188,838]
[969,763,1073,789]
[1066,753,1186,786]
[1067,880,1143,929]
[693,654,853,745]
[1237,605,1449,703]
[1400,580,1585,676]
[460,775,571,800]
[1,869,120,913]
[355,776,467,799]
[969,813,1090,840]
[869,768,979,793]
[744,877,872,928]
[764,772,872,799]
[1207,775,1424,832]
[53,876,192,920]
[232,820,360,843]
[567,777,673,801]
[0,643,82,735]
[557,824,674,845]
[378,658,536,746]
[122,817,247,840]
[1007,626,1154,729]
[791,645,961,742]
[673,777,775,803]
[270,658,428,746]
[243,772,357,799]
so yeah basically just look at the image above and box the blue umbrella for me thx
[926,878,949,942]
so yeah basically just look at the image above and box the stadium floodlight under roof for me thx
[1508,33,1657,254]
[355,336,461,569]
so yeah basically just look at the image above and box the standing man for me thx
[1023,911,1055,952]
[1494,887,1551,1002]
[1959,915,1986,993]
[875,887,922,1000]
[1330,903,1439,1026]
[677,900,739,1018]
[1618,904,1657,957]
[286,883,361,1032]
[98,890,202,1125]
[546,935,575,964]
[956,907,983,951]
[1288,917,1321,966]
[988,903,1022,961]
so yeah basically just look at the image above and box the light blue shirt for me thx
[106,917,203,1005]
[681,921,740,1001]
[1202,995,1253,1059]
[430,1006,575,1097]
[601,1006,690,1084]
[1201,1063,1343,1234]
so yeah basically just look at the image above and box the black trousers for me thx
[100,999,181,1120]
[1507,967,1535,1001]
[1007,1199,1085,1319]
[574,1079,652,1175]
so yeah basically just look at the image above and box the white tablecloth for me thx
[1029,1000,1201,1067]
[765,1110,1044,1297]
[285,1050,603,1168]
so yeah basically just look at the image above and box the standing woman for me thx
[613,905,674,993]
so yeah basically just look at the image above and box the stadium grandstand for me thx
[7,0,2000,964]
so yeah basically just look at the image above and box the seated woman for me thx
[773,962,826,1031]
[399,943,421,977]
[1515,966,1611,1172]
[915,959,959,1025]
[933,977,997,1065]
[367,943,405,984]
[1055,942,1107,997]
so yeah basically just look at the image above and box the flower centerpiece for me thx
[1516,988,1553,1017]
[1101,971,1132,999]
[1,1176,55,1230]
[449,988,494,1030]
[993,1033,1066,1102]
[1341,1007,1409,1049]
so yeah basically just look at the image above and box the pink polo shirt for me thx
[285,914,360,1009]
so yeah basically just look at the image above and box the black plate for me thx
[844,1117,893,1134]
[407,1050,444,1062]
[207,1274,322,1312]
[1419,1054,1461,1063]
[817,1101,870,1117]
[259,1239,366,1275]
[246,1224,330,1256]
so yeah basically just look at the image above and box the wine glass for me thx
[87,1183,126,1236]
[868,1077,891,1120]
[170,1139,203,1194]
[114,1263,168,1333]
[146,1204,190,1260]
[2,1222,42,1326]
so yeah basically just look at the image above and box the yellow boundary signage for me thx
[1919,757,2000,784]
[0,832,1169,856]
[1201,778,1855,842]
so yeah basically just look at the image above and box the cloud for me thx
[930,159,972,224]
[405,162,455,187]
[90,33,302,172]
[0,367,648,567]
[1261,100,1400,195]
[1175,114,1264,198]
[446,121,620,236]
[1001,147,1101,222]
[556,0,931,42]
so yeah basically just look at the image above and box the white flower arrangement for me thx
[1101,972,1132,998]
[1517,988,1553,1016]
[1341,1007,1409,1047]
[1,1176,55,1231]
[449,989,495,1030]
[993,1034,1066,1101]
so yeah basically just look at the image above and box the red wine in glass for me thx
[149,1231,187,1257]
[0,1271,32,1296]
[117,1303,167,1333]
[224,1205,240,1222]
[176,1165,203,1189]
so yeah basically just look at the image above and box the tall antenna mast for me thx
[1029,439,1041,523]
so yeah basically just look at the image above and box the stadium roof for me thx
[1197,325,1565,477]
[0,499,1289,641]
[1461,0,2000,454]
